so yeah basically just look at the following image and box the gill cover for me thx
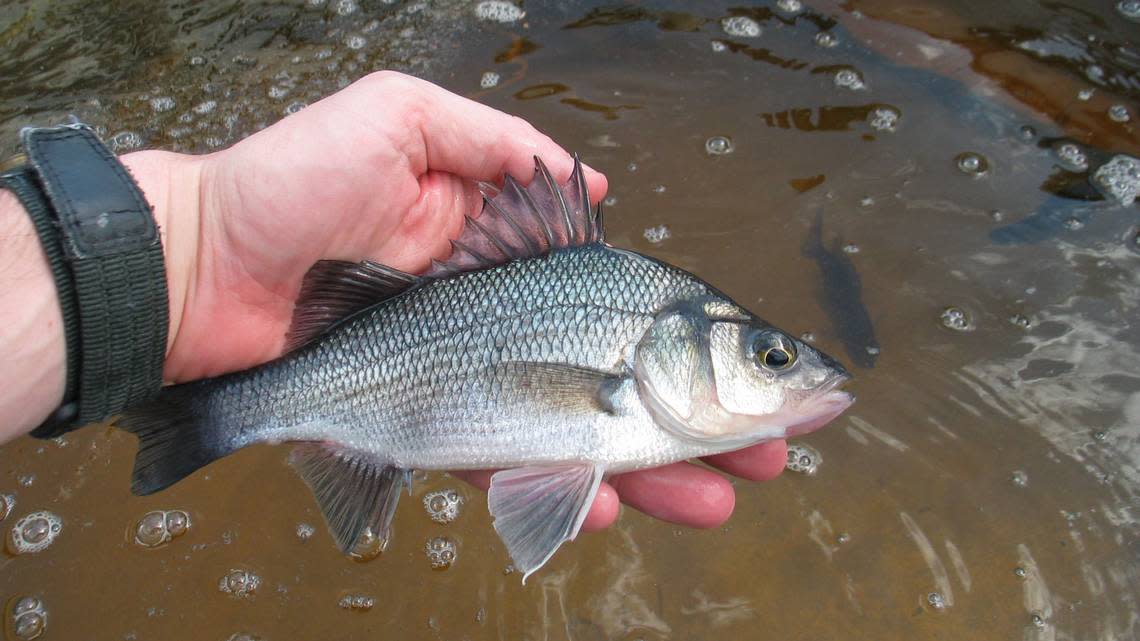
[633,301,755,446]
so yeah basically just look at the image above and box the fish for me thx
[802,212,879,369]
[118,156,853,582]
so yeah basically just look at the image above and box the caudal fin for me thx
[116,385,232,495]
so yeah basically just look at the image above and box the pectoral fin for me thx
[290,443,411,554]
[488,463,604,584]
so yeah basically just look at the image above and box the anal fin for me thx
[290,443,410,554]
[488,463,604,583]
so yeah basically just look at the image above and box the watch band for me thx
[11,123,169,438]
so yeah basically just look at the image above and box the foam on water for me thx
[9,597,46,641]
[475,1,524,23]
[786,443,822,475]
[422,489,464,524]
[1093,155,1140,204]
[218,569,261,598]
[133,510,191,548]
[722,16,761,38]
[425,536,457,570]
[480,71,500,89]
[7,511,61,555]
[834,69,865,90]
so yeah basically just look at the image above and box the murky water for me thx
[2,1,1138,639]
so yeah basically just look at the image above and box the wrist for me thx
[119,150,203,373]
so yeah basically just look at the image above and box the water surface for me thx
[1,1,1138,639]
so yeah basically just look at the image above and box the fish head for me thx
[634,298,853,447]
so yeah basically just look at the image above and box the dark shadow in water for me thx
[802,211,879,369]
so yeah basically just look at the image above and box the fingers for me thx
[702,440,788,482]
[451,471,619,533]
[609,462,735,529]
[358,71,608,202]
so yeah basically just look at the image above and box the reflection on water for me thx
[2,1,1138,639]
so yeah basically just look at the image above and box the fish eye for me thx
[753,332,797,371]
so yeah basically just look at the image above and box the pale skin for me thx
[0,71,787,532]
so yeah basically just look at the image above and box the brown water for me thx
[2,1,1139,639]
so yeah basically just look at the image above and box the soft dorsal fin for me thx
[424,154,603,279]
[285,259,420,351]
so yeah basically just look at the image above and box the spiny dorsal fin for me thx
[285,259,420,351]
[425,154,602,278]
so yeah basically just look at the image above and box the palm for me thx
[160,71,790,533]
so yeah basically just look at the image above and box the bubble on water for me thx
[7,511,61,555]
[189,55,207,66]
[710,40,727,53]
[652,184,667,194]
[940,306,972,331]
[1062,217,1085,231]
[841,243,860,254]
[705,136,734,155]
[627,162,639,172]
[860,196,875,207]
[133,510,191,548]
[0,495,12,521]
[268,85,291,99]
[349,527,384,561]
[1053,142,1089,172]
[284,101,307,116]
[814,31,838,48]
[1011,470,1028,487]
[785,443,821,475]
[17,475,33,488]
[218,569,261,598]
[475,1,525,23]
[1018,125,1036,141]
[722,16,761,38]
[865,345,881,358]
[927,592,947,610]
[1077,88,1094,101]
[800,331,815,341]
[868,107,899,132]
[777,0,803,14]
[9,597,46,640]
[1031,612,1047,628]
[955,152,988,176]
[503,563,515,575]
[108,131,143,152]
[1014,566,1027,578]
[224,634,260,641]
[337,594,375,611]
[643,225,671,244]
[296,523,315,542]
[334,0,358,15]
[425,536,457,570]
[192,100,217,115]
[1093,430,1107,441]
[603,196,618,207]
[149,96,175,112]
[1118,0,1140,20]
[834,69,865,90]
[423,489,464,524]
[1108,104,1131,122]
[1092,155,1140,205]
[344,35,366,50]
[1009,314,1031,329]
[480,71,500,89]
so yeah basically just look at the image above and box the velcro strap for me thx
[22,125,169,434]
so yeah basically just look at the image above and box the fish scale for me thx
[214,244,711,470]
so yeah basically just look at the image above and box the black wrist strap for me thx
[5,124,169,438]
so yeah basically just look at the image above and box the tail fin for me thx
[116,385,233,495]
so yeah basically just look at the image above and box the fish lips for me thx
[785,375,854,438]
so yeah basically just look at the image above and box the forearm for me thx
[0,151,201,442]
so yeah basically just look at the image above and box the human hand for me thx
[124,70,787,531]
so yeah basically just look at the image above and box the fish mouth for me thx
[785,374,854,438]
